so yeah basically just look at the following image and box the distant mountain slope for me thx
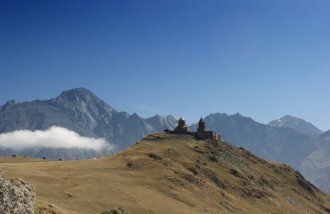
[269,115,323,135]
[191,113,318,169]
[300,130,330,193]
[0,88,176,159]
[1,132,329,213]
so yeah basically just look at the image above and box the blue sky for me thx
[0,0,329,130]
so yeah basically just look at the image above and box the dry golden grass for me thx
[1,132,330,214]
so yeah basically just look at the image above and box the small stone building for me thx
[168,117,220,141]
[174,117,189,133]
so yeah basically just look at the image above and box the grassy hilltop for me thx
[0,132,330,213]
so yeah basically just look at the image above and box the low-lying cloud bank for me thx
[0,126,113,151]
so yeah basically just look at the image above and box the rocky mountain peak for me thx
[148,114,176,121]
[150,114,162,119]
[53,87,116,115]
[320,130,330,141]
[130,113,140,119]
[55,87,100,104]
[0,100,16,112]
[269,115,323,135]
[146,115,177,131]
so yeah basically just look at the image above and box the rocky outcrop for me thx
[101,207,129,214]
[0,172,36,214]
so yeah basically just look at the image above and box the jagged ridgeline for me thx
[0,125,329,213]
[0,88,177,159]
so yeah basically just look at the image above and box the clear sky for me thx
[0,0,329,130]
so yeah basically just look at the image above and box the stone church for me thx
[167,117,220,141]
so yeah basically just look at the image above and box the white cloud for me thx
[0,126,113,151]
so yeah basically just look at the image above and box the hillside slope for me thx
[300,130,330,193]
[0,132,329,214]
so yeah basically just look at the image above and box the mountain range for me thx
[190,113,318,169]
[0,88,176,158]
[0,87,330,193]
